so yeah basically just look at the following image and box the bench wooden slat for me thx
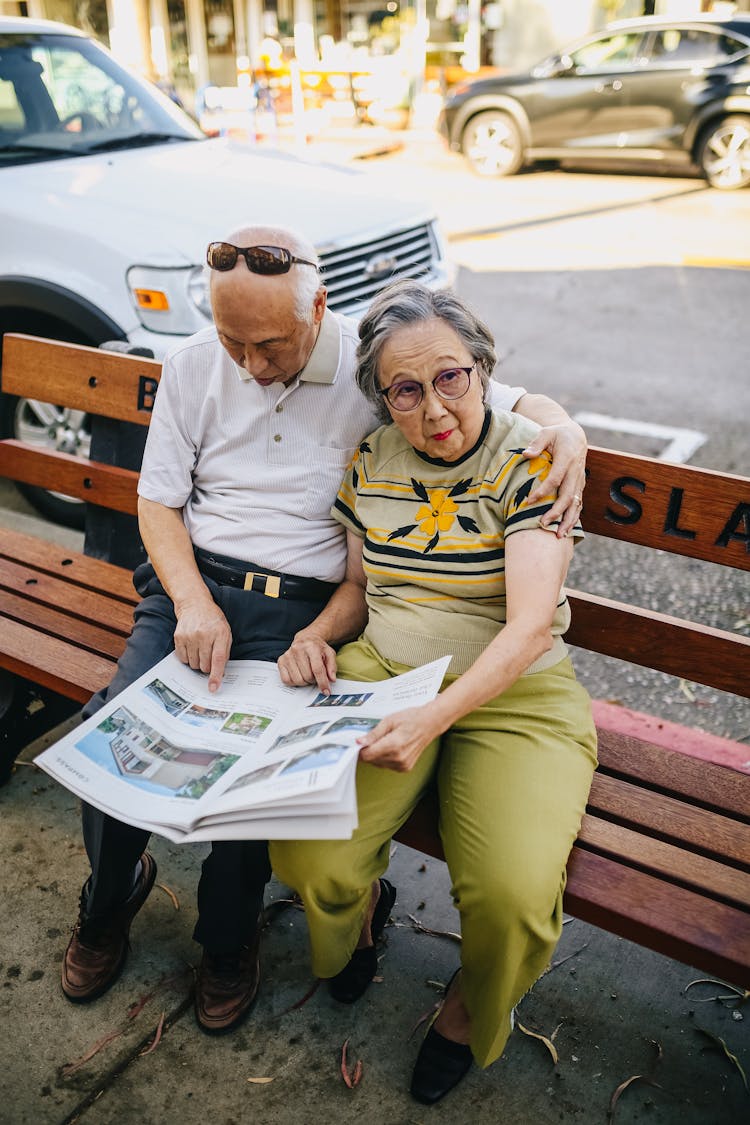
[395,798,750,988]
[1,334,160,424]
[0,442,139,515]
[588,772,750,869]
[0,617,116,701]
[564,847,750,989]
[596,729,750,822]
[579,812,750,911]
[0,527,138,602]
[0,557,135,635]
[566,589,750,698]
[583,446,750,571]
[0,589,128,661]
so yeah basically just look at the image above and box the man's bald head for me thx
[208,224,326,388]
[209,224,322,324]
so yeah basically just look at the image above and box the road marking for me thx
[573,412,707,464]
[683,257,750,269]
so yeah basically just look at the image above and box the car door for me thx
[615,26,746,154]
[528,29,648,152]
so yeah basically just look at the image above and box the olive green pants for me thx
[270,637,597,1068]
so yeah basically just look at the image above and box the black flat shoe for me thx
[410,1025,473,1105]
[328,877,396,1003]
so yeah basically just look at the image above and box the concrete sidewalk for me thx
[1,718,748,1125]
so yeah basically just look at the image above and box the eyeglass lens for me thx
[385,367,473,411]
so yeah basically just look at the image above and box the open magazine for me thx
[35,652,451,842]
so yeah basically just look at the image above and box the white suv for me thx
[0,16,453,526]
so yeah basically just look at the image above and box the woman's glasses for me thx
[379,362,477,412]
[206,242,319,275]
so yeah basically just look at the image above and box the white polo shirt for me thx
[138,309,525,583]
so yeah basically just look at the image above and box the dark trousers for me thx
[81,561,329,954]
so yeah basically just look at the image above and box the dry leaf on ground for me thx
[678,678,696,701]
[155,882,180,910]
[516,1020,559,1066]
[281,978,321,1014]
[139,1011,166,1056]
[685,978,750,1005]
[543,942,589,976]
[340,1038,363,1088]
[406,914,461,942]
[607,1039,663,1121]
[60,1029,126,1078]
[696,1027,749,1091]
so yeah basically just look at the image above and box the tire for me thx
[0,391,90,529]
[461,110,524,178]
[698,115,750,191]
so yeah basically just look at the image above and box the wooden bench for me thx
[1,331,749,991]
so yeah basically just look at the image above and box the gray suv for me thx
[438,14,750,187]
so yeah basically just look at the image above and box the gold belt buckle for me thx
[243,571,281,597]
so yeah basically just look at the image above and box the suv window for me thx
[0,32,201,159]
[646,27,736,66]
[569,32,646,72]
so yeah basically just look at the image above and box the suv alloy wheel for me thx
[698,116,750,190]
[461,110,524,178]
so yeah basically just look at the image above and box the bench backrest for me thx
[2,333,748,699]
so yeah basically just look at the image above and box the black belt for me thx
[195,548,337,603]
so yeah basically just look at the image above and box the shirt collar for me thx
[298,308,341,384]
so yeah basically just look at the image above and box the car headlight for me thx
[127,265,212,334]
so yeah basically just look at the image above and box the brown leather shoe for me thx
[61,852,157,1003]
[195,929,261,1035]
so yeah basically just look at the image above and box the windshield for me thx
[0,31,204,165]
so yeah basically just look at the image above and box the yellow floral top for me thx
[332,410,582,675]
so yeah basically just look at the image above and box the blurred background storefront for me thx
[3,0,748,125]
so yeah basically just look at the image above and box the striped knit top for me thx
[331,409,583,675]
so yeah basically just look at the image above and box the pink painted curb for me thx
[591,699,750,775]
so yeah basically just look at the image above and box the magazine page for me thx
[35,653,451,841]
[35,653,317,834]
[204,654,453,821]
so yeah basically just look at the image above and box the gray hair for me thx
[213,223,324,323]
[356,280,497,424]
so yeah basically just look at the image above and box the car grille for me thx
[319,224,437,312]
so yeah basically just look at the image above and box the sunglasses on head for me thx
[206,242,319,276]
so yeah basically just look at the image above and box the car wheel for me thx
[0,392,90,529]
[461,111,524,178]
[698,116,750,191]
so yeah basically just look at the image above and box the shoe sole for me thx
[61,852,158,1003]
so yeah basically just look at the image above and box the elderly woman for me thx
[271,280,597,1104]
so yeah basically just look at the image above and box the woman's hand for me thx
[278,631,337,694]
[357,705,443,772]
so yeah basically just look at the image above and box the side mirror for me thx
[533,54,575,79]
[550,53,575,77]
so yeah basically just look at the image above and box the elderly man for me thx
[61,224,587,1036]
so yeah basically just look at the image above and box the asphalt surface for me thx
[1,123,749,1124]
